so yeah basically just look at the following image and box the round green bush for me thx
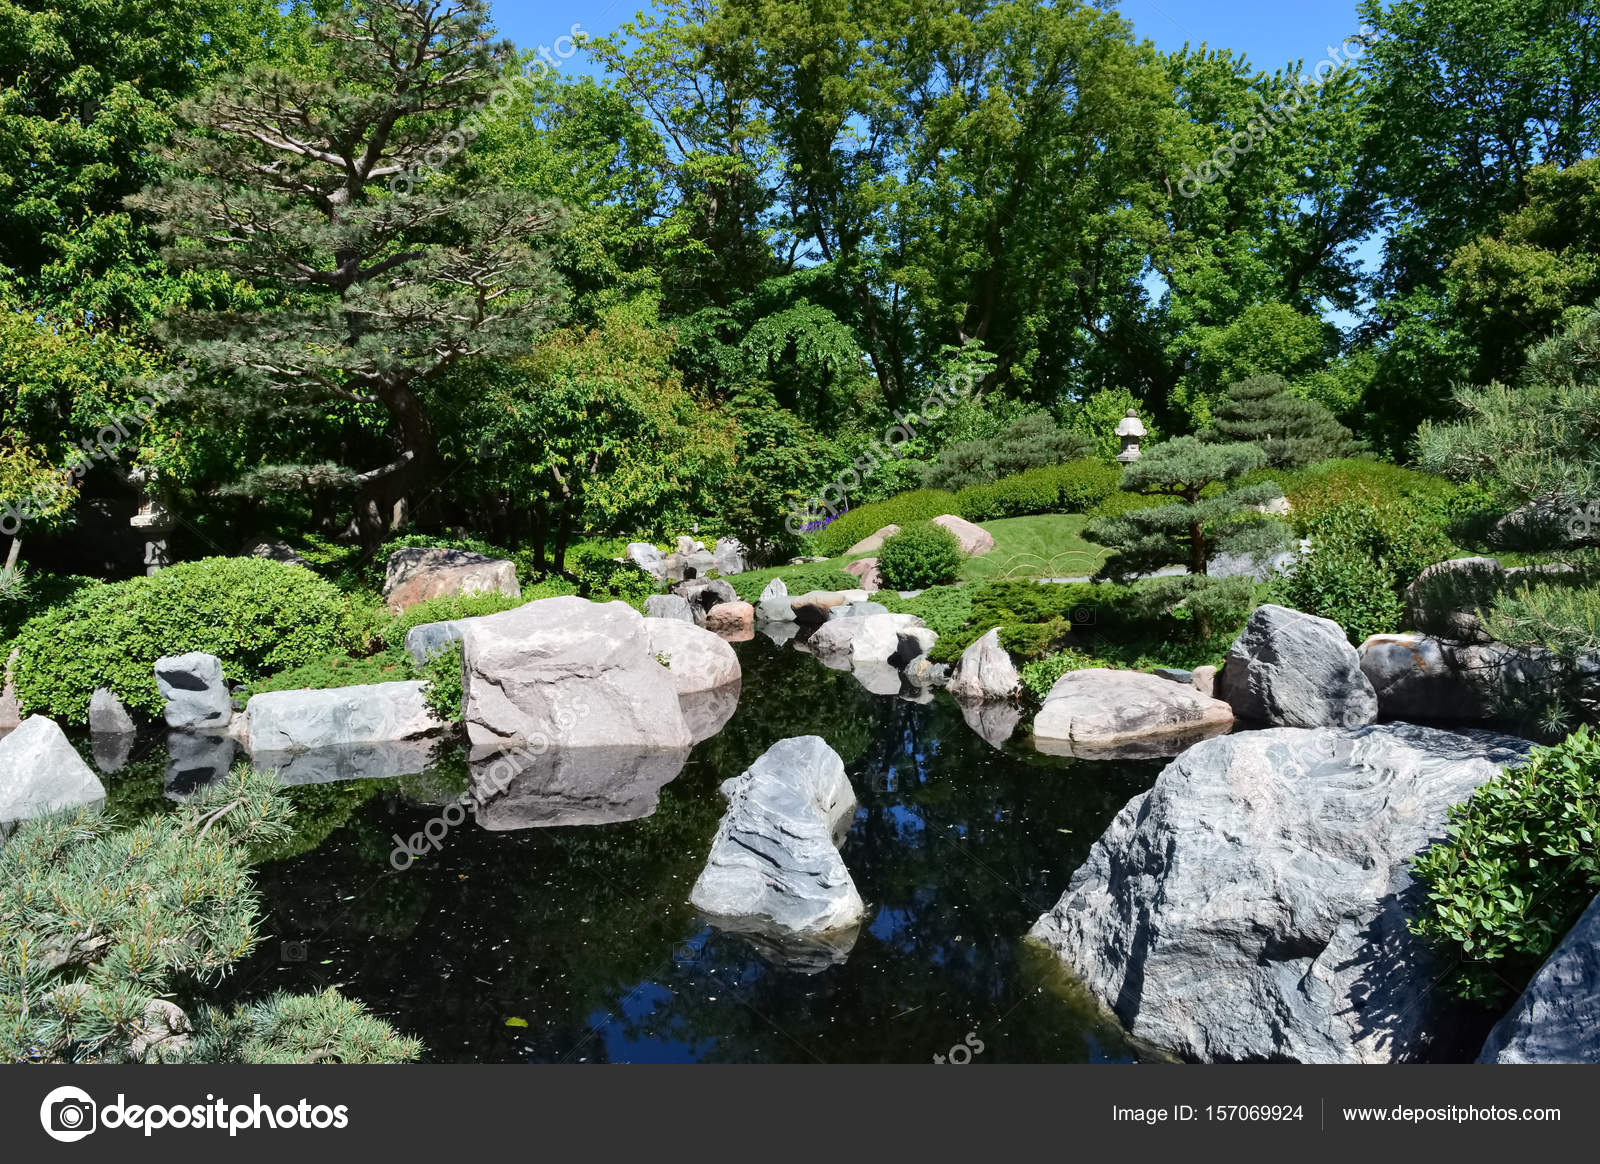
[9,557,358,720]
[1271,542,1403,645]
[877,522,965,589]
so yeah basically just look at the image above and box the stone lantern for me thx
[128,467,174,575]
[1115,408,1146,463]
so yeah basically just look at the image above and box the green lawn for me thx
[956,514,1107,581]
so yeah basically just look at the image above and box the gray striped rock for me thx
[1479,892,1600,1063]
[1218,604,1377,728]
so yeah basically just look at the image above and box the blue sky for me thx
[490,0,1367,79]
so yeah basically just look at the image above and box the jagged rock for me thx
[382,546,520,613]
[945,629,1020,703]
[155,652,232,731]
[1478,892,1600,1063]
[1151,667,1194,685]
[1191,665,1217,698]
[643,617,742,694]
[460,596,692,754]
[672,577,738,626]
[690,736,864,936]
[1405,557,1505,643]
[931,514,995,556]
[757,579,795,623]
[89,687,136,735]
[627,542,668,580]
[404,619,465,666]
[1030,723,1534,1063]
[760,577,788,601]
[1358,633,1483,722]
[844,557,884,591]
[1033,668,1234,760]
[713,537,746,575]
[0,716,106,823]
[827,600,889,620]
[845,524,900,555]
[960,699,1022,749]
[704,600,755,639]
[472,743,691,829]
[243,681,446,753]
[248,541,308,568]
[1218,604,1378,728]
[644,593,695,623]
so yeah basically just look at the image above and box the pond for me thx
[72,635,1167,1064]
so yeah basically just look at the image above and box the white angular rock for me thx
[1030,723,1534,1063]
[690,736,864,936]
[1032,668,1234,760]
[627,542,668,580]
[946,629,1020,703]
[712,537,746,575]
[1218,604,1378,728]
[644,593,695,622]
[0,716,106,823]
[460,596,692,754]
[155,652,232,731]
[643,617,742,695]
[243,681,446,753]
[89,687,137,735]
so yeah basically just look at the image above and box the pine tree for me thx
[1201,374,1354,467]
[1086,437,1291,577]
[130,0,564,540]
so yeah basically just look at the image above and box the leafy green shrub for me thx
[1242,458,1461,534]
[419,640,465,724]
[10,558,357,719]
[241,653,411,697]
[876,584,973,639]
[0,769,421,1063]
[727,563,860,602]
[376,590,529,651]
[1303,499,1456,592]
[1411,726,1600,1003]
[807,489,959,556]
[954,459,1120,522]
[878,522,964,589]
[575,557,658,604]
[1020,648,1107,700]
[1273,543,1404,644]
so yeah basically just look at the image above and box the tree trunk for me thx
[1189,521,1207,575]
[3,535,20,574]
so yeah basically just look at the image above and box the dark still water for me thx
[88,637,1166,1064]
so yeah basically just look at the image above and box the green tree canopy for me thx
[1200,373,1354,467]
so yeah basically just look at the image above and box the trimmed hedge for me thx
[727,562,860,602]
[807,489,958,557]
[8,557,357,720]
[954,459,1120,523]
[878,522,964,589]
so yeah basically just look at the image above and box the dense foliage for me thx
[1201,374,1355,468]
[1412,726,1600,1003]
[954,460,1121,523]
[876,522,964,590]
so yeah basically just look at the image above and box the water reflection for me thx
[469,743,691,830]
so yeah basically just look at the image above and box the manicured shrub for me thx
[727,563,860,602]
[1411,725,1600,1002]
[9,557,356,720]
[807,489,959,556]
[954,459,1120,522]
[1241,458,1461,534]
[1085,490,1179,521]
[923,411,1094,490]
[576,557,658,604]
[876,585,973,639]
[1273,542,1404,644]
[878,522,964,589]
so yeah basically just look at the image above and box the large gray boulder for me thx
[946,629,1020,703]
[1218,604,1378,728]
[1030,723,1534,1062]
[382,546,520,612]
[243,681,446,753]
[0,716,106,823]
[1478,892,1600,1063]
[1032,668,1234,760]
[155,652,232,731]
[644,593,695,623]
[404,619,465,666]
[460,596,692,754]
[626,542,668,580]
[1358,633,1483,722]
[690,736,864,936]
[89,687,136,735]
[643,617,741,695]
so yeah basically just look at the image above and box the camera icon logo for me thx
[280,939,309,962]
[40,1085,97,1142]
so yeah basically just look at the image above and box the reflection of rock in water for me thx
[251,738,441,785]
[469,744,690,829]
[759,621,801,647]
[91,731,136,774]
[960,700,1021,749]
[851,662,902,695]
[165,732,236,799]
[679,680,740,743]
[714,916,862,975]
[1031,722,1232,762]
